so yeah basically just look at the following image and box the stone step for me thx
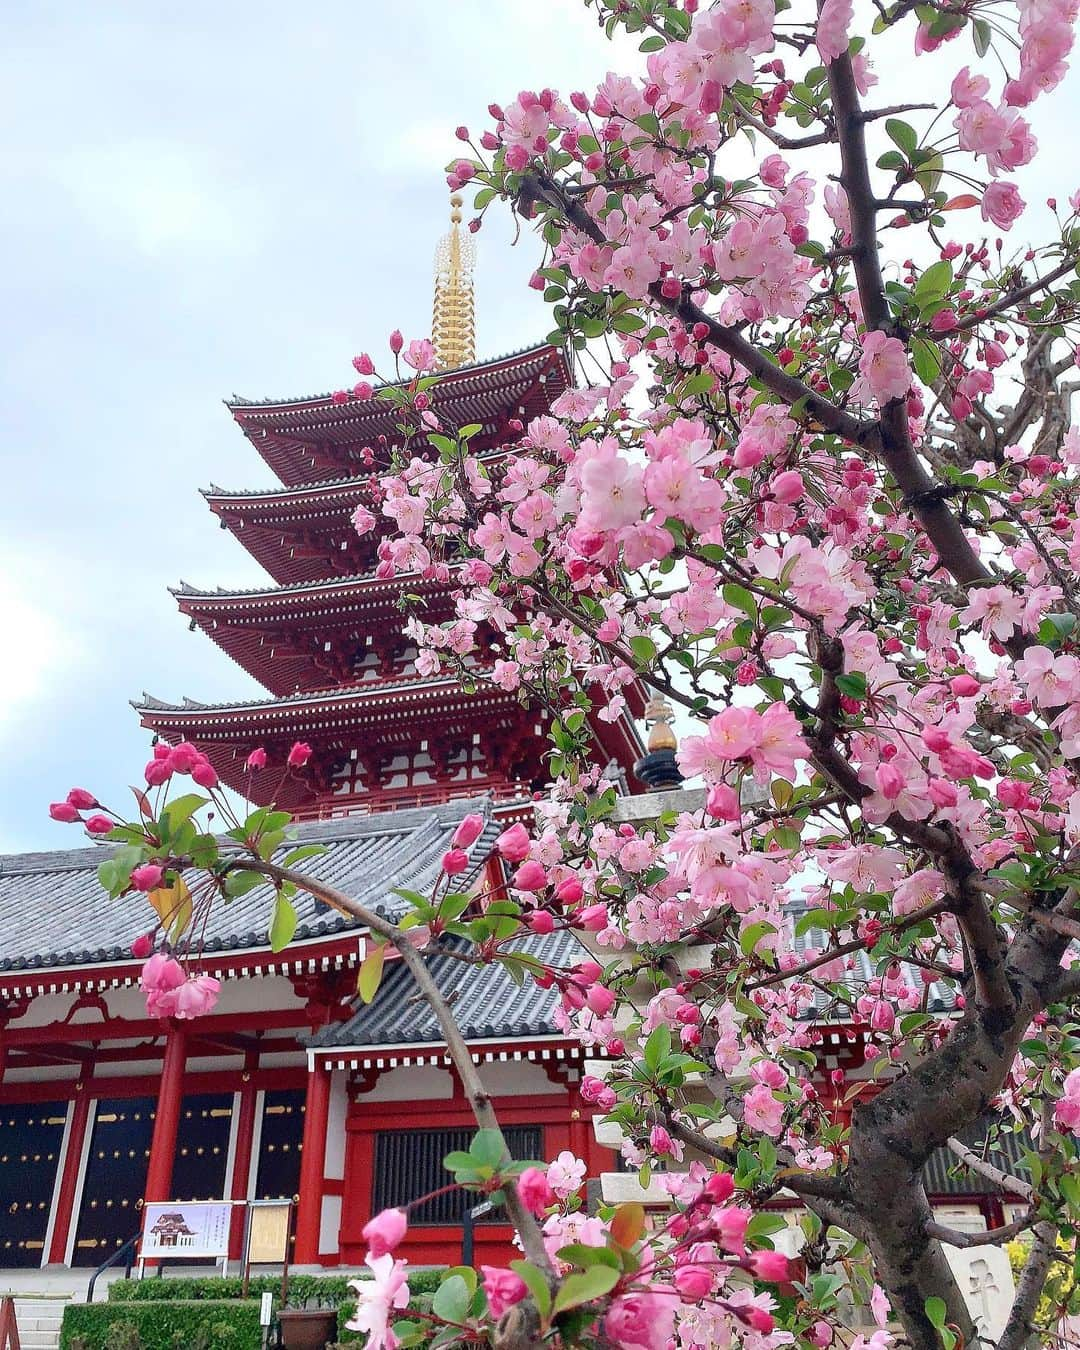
[12,1298,70,1350]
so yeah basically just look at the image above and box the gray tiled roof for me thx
[788,905,957,1018]
[922,1114,1034,1197]
[0,799,498,973]
[307,930,582,1049]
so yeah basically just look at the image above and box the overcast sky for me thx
[3,3,1078,853]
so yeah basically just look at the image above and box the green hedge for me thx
[61,1300,263,1350]
[107,1271,445,1308]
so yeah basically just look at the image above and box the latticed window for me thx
[372,1126,542,1225]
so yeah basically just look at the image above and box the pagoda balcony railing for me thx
[290,780,533,822]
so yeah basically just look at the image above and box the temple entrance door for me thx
[255,1089,305,1260]
[72,1097,155,1267]
[0,1102,67,1267]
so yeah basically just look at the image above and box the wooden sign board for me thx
[248,1202,291,1264]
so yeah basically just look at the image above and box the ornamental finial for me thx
[432,193,476,371]
[644,695,678,753]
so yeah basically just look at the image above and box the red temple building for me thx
[0,205,639,1276]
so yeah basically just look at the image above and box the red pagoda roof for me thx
[134,678,644,815]
[134,678,551,812]
[228,344,569,488]
[172,573,457,696]
[203,478,374,586]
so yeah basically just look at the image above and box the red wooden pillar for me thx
[144,1024,186,1205]
[228,1058,260,1260]
[294,1062,331,1264]
[48,1078,92,1265]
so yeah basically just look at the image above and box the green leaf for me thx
[224,870,265,898]
[629,635,657,665]
[911,337,943,386]
[162,794,209,835]
[740,920,777,956]
[551,1265,619,1316]
[469,1129,510,1169]
[723,583,757,620]
[914,260,953,307]
[835,672,867,699]
[509,1261,552,1321]
[268,894,298,952]
[431,1274,470,1324]
[357,942,385,1003]
[972,16,991,56]
[885,118,918,158]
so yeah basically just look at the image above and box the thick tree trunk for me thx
[844,922,1068,1348]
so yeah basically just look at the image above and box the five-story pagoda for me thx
[135,201,644,818]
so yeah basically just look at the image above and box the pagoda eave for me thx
[229,345,569,488]
[174,573,459,696]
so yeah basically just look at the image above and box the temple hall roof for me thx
[307,931,582,1049]
[0,799,498,975]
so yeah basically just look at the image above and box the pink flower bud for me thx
[512,860,548,891]
[389,330,404,355]
[131,933,154,959]
[192,760,218,789]
[287,741,312,769]
[576,903,609,932]
[516,1167,554,1217]
[245,748,268,771]
[771,469,805,503]
[673,1265,713,1301]
[352,353,374,375]
[555,877,584,904]
[748,1250,791,1282]
[586,985,616,1016]
[131,864,165,893]
[705,783,741,821]
[362,1207,408,1258]
[85,814,115,835]
[145,758,172,787]
[495,822,531,862]
[527,909,555,935]
[481,1266,527,1319]
[49,801,81,823]
[451,813,485,849]
[928,778,958,808]
[67,788,97,810]
[441,848,469,876]
[704,1171,735,1203]
[950,673,981,697]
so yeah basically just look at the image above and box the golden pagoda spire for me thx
[432,194,476,370]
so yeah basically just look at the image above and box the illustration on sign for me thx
[141,1202,233,1259]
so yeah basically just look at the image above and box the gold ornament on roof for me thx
[432,194,476,370]
[643,694,678,753]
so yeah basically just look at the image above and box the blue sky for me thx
[3,3,1078,853]
[0,1,623,852]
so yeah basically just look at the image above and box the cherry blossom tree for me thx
[53,0,1080,1345]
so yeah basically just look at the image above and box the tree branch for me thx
[946,1137,1033,1201]
[925,1211,1038,1248]
[230,857,554,1277]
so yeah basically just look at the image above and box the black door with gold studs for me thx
[0,1102,67,1267]
[255,1089,305,1259]
[72,1097,155,1266]
[254,1089,305,1202]
[73,1094,237,1267]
